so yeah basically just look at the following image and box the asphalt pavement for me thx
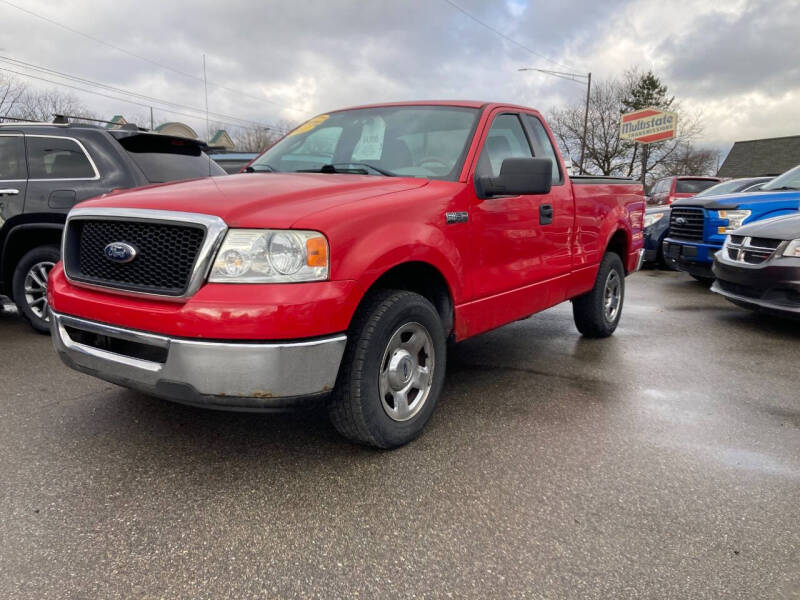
[1,270,798,599]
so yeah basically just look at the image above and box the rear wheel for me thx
[328,290,446,449]
[572,252,625,338]
[12,245,59,334]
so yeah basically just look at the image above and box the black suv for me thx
[0,120,225,332]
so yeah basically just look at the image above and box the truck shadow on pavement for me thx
[64,315,620,472]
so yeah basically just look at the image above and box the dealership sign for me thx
[619,107,678,144]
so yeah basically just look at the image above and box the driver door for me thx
[469,112,547,299]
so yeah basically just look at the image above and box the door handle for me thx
[0,188,20,196]
[539,203,553,225]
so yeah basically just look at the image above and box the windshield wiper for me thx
[766,186,800,191]
[245,164,276,173]
[296,163,396,177]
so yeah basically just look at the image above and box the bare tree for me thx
[0,73,27,120]
[18,88,96,122]
[548,68,705,184]
[651,142,720,178]
[229,119,295,153]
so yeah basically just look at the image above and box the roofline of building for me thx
[730,134,800,145]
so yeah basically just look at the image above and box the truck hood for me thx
[77,173,430,228]
[672,189,800,210]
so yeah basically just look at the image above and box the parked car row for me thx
[663,166,800,280]
[644,164,800,317]
[642,176,775,268]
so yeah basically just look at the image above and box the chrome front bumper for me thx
[51,311,347,410]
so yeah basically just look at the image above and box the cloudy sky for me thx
[2,0,798,155]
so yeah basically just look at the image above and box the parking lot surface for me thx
[1,271,798,599]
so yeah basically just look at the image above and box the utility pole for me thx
[149,106,154,130]
[202,54,210,143]
[519,67,591,174]
[640,142,648,187]
[579,72,591,175]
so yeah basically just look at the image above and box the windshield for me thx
[695,179,754,197]
[248,106,479,180]
[761,165,800,191]
[675,178,719,194]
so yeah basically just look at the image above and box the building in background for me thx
[718,135,800,177]
[154,121,200,140]
[209,129,235,151]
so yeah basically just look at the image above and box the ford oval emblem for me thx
[104,242,137,264]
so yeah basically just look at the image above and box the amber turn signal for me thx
[306,236,328,267]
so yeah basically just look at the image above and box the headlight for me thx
[643,212,665,228]
[209,229,329,283]
[783,239,800,257]
[716,210,751,234]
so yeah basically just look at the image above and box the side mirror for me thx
[476,157,552,198]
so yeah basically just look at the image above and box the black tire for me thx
[12,245,60,334]
[690,273,714,285]
[572,252,625,338]
[328,289,447,449]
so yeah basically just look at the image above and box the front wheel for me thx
[12,245,60,334]
[328,290,446,449]
[572,252,625,338]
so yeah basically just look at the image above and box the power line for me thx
[0,0,312,117]
[0,66,290,135]
[0,55,284,131]
[441,0,576,72]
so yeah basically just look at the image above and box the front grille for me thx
[748,237,781,250]
[725,236,780,266]
[66,219,206,295]
[669,207,704,241]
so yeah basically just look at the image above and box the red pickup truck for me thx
[48,101,644,448]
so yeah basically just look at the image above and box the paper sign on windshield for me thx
[352,117,386,161]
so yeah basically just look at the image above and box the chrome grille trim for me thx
[63,207,228,302]
[725,236,783,265]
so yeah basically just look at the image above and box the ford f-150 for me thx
[48,101,644,448]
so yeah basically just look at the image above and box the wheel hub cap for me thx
[604,270,621,322]
[387,350,414,389]
[379,322,435,422]
[24,260,55,322]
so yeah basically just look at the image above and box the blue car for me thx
[643,206,671,266]
[663,166,800,281]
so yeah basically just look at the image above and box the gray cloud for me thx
[1,0,797,148]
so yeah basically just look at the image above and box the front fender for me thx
[335,220,466,304]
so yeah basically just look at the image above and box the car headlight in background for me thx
[643,212,665,228]
[783,239,800,257]
[716,210,751,234]
[209,229,329,283]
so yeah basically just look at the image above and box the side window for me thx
[476,114,533,178]
[522,114,562,184]
[0,135,26,180]
[27,136,96,179]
